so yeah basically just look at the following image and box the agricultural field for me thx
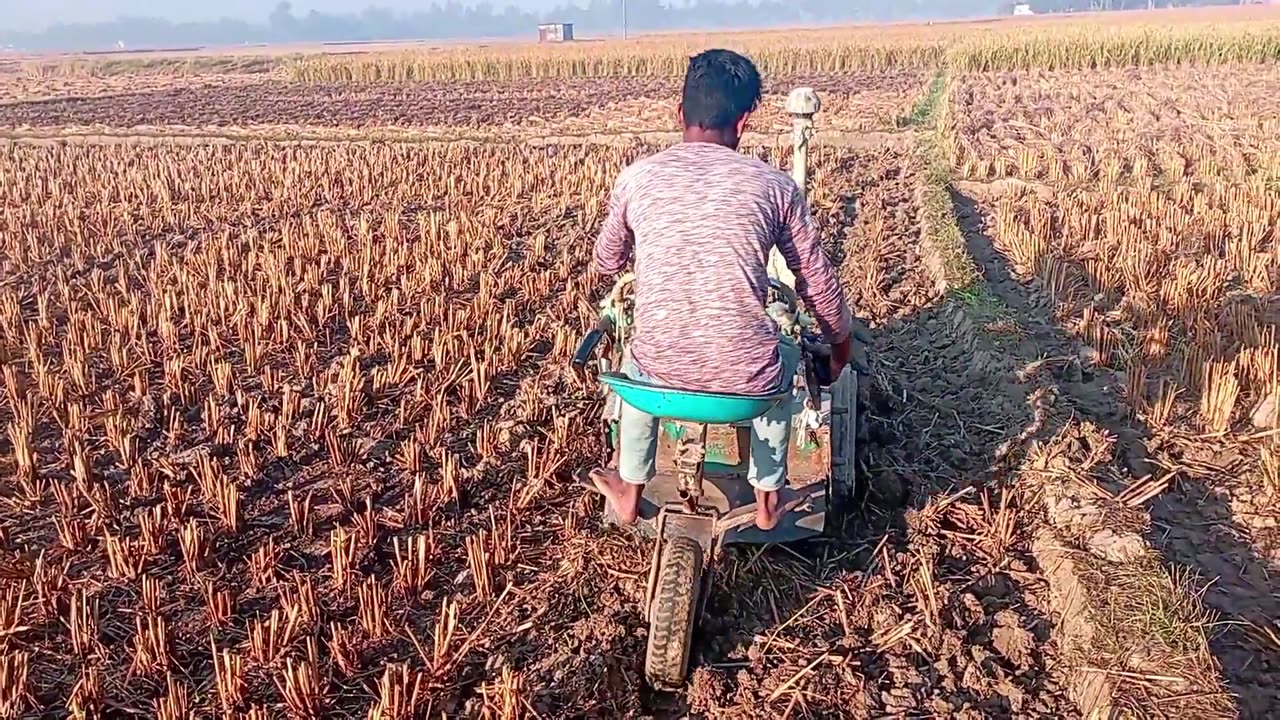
[0,71,927,137]
[0,58,274,104]
[945,60,1280,716]
[0,6,1278,719]
[0,138,1081,717]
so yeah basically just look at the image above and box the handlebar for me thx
[571,316,615,371]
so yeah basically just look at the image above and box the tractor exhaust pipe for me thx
[769,87,821,290]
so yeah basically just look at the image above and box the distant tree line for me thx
[1026,0,1246,10]
[0,0,1254,52]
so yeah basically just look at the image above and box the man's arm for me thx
[594,171,634,275]
[775,183,853,345]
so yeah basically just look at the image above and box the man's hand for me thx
[828,319,873,378]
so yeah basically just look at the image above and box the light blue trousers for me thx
[618,337,801,492]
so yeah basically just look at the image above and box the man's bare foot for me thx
[755,487,781,531]
[588,468,642,524]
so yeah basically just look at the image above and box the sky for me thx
[6,1,566,33]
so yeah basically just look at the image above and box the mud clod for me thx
[992,611,1036,671]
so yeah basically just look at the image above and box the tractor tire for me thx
[644,536,704,690]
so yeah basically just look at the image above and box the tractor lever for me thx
[571,316,614,372]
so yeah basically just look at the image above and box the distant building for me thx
[1012,3,1035,14]
[538,23,574,43]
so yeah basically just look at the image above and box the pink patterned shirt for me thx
[594,142,852,395]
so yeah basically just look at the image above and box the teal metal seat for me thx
[599,372,792,425]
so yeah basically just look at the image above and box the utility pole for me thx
[622,0,628,39]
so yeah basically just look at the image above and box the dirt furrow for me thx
[952,187,1245,718]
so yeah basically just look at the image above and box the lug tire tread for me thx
[644,536,703,689]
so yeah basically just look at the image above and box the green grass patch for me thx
[907,70,983,295]
[1074,552,1231,715]
[896,68,947,129]
[951,283,1008,319]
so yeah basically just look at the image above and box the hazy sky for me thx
[7,1,567,32]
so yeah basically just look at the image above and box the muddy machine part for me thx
[573,87,861,690]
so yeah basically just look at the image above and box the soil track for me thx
[954,186,1266,717]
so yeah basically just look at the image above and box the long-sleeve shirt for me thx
[593,141,852,396]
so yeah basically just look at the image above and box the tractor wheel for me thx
[644,536,704,690]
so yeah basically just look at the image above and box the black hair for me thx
[680,49,762,131]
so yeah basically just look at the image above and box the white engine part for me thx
[784,87,822,117]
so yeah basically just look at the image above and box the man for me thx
[588,49,856,532]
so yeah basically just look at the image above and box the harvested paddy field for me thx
[0,70,272,105]
[948,62,1280,718]
[0,139,1084,717]
[3,8,1280,719]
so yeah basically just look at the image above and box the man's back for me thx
[594,142,850,396]
[584,47,856,533]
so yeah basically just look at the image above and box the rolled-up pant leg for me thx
[748,336,802,492]
[618,356,658,485]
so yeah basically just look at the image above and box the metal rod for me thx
[791,117,812,199]
[768,115,811,289]
[769,87,820,290]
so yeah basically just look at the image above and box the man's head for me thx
[679,49,762,149]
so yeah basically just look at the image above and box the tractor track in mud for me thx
[563,143,1084,718]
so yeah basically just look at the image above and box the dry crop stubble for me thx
[6,3,1278,94]
[947,63,1279,509]
[0,135,1084,716]
[279,8,1280,83]
[0,141,632,715]
[947,63,1280,715]
[8,8,1280,135]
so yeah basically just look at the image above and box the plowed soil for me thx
[0,71,927,135]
